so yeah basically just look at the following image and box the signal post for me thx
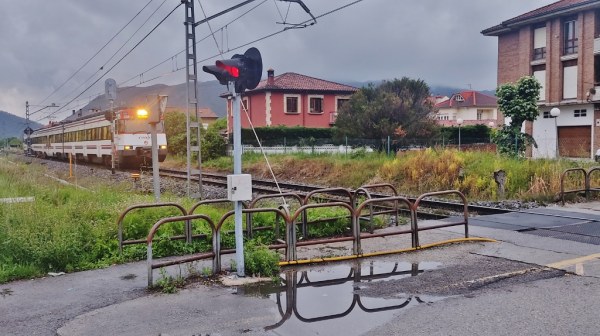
[203,47,262,277]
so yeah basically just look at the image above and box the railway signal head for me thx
[203,47,263,93]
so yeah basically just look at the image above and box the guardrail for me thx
[117,188,473,286]
[559,167,600,205]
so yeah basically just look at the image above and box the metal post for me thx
[151,122,160,202]
[183,0,203,198]
[387,136,390,155]
[110,100,116,174]
[458,125,461,151]
[25,101,31,156]
[232,92,245,277]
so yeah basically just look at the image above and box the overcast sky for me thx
[0,0,556,121]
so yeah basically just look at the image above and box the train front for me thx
[114,108,167,166]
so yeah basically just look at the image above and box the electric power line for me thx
[36,2,183,122]
[37,0,364,121]
[36,0,155,106]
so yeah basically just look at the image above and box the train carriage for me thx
[29,107,167,167]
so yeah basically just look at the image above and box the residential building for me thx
[482,0,600,159]
[434,91,499,127]
[225,69,358,133]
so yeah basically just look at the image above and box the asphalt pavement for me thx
[2,202,600,336]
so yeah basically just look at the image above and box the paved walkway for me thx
[1,203,600,335]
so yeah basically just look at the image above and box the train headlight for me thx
[124,145,132,150]
[160,145,167,150]
[136,109,148,119]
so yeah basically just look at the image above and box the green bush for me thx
[243,241,280,277]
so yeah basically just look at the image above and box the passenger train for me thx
[28,107,167,167]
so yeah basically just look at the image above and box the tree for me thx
[494,76,542,157]
[333,77,438,149]
[163,111,227,160]
[163,111,187,156]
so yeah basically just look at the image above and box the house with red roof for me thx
[225,69,358,133]
[434,91,499,127]
[482,0,600,159]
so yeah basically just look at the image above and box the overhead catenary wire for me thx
[122,0,364,90]
[197,0,224,56]
[38,0,363,122]
[37,2,183,122]
[55,0,170,109]
[36,0,155,107]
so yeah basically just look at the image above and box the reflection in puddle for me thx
[240,261,445,335]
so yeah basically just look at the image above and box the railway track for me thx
[159,168,509,217]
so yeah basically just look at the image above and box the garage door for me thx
[558,126,591,158]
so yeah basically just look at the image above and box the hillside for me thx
[0,111,42,138]
[80,80,227,118]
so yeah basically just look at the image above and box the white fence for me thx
[227,144,374,155]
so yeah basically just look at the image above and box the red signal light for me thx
[216,61,240,78]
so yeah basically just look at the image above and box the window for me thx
[563,59,578,99]
[533,24,547,60]
[574,109,587,117]
[336,98,350,111]
[453,94,464,102]
[564,18,578,55]
[543,111,551,118]
[532,64,546,101]
[477,110,483,120]
[309,96,323,113]
[241,98,249,111]
[284,95,300,114]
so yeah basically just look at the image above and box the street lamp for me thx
[550,107,561,158]
[457,118,463,151]
[488,121,495,143]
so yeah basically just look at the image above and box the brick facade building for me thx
[483,0,600,158]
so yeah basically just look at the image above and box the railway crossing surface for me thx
[1,203,600,336]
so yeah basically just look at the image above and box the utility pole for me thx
[24,101,31,156]
[183,0,203,198]
[105,78,117,174]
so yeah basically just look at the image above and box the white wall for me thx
[532,104,594,158]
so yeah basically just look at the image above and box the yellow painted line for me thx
[279,237,497,267]
[546,253,600,269]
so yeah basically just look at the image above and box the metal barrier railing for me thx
[412,190,469,248]
[147,213,216,286]
[118,187,473,286]
[355,196,414,252]
[247,193,304,239]
[355,183,400,233]
[560,168,587,205]
[117,202,188,253]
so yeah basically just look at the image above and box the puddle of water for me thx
[239,260,446,335]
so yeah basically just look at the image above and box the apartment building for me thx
[482,0,600,159]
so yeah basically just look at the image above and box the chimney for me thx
[72,110,75,115]
[267,68,274,85]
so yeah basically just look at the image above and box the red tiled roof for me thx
[248,72,358,93]
[482,0,600,36]
[435,91,497,108]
